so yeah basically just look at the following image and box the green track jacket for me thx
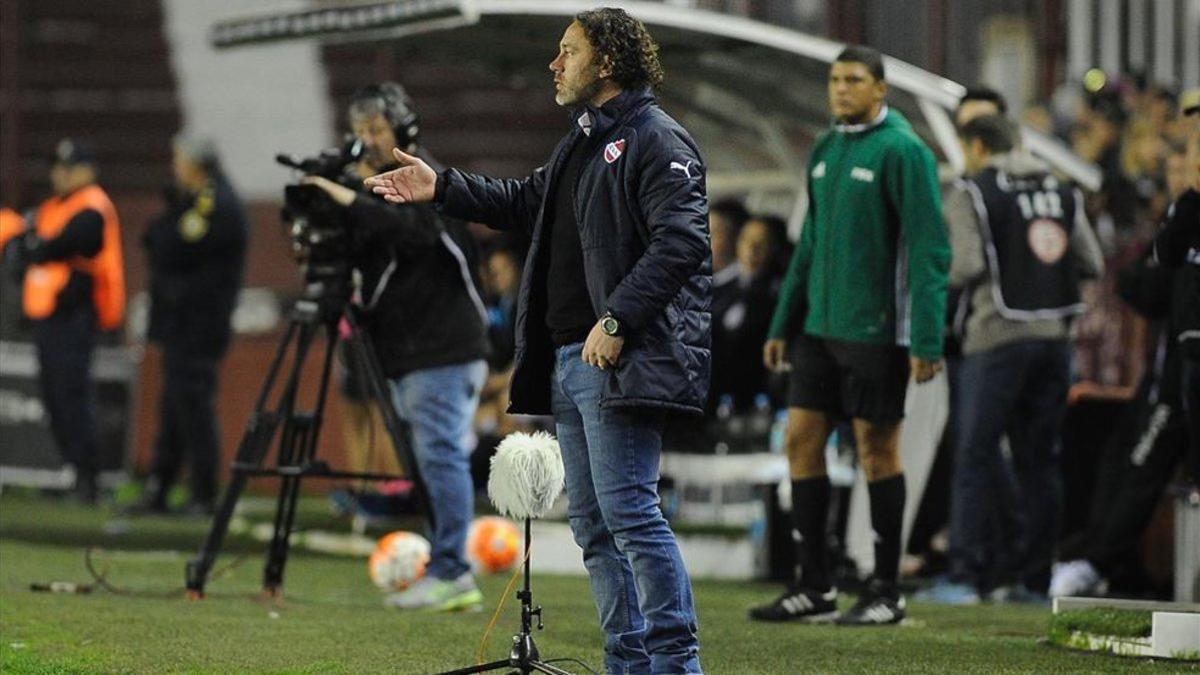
[768,107,950,360]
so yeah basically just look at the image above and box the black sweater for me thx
[1155,189,1200,358]
[347,190,490,378]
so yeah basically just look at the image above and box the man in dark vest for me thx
[934,114,1103,602]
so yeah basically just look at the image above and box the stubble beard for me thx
[556,68,604,108]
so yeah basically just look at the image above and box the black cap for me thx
[52,138,97,166]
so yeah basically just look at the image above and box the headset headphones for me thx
[352,82,420,149]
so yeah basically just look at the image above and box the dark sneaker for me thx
[836,580,905,626]
[70,475,99,505]
[748,586,839,623]
[123,492,169,516]
[179,500,215,518]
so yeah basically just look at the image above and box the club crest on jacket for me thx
[604,139,626,164]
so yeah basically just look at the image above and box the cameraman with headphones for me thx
[302,83,491,612]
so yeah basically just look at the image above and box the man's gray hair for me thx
[173,135,222,175]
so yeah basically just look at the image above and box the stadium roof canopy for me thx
[212,0,1100,216]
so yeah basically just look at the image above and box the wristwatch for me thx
[600,312,623,337]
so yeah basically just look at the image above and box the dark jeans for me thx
[150,351,221,505]
[949,339,1071,593]
[553,343,701,675]
[34,307,98,481]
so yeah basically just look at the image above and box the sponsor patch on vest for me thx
[1027,218,1069,264]
[850,167,875,182]
[603,139,626,164]
[812,161,826,178]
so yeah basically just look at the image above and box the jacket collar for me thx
[571,86,655,139]
[832,104,889,134]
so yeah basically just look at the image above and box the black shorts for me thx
[787,334,910,423]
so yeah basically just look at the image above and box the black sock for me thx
[868,474,906,586]
[791,477,832,592]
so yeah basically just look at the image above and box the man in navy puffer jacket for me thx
[367,8,709,674]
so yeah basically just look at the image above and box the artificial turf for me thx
[0,493,1193,674]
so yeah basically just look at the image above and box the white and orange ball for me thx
[368,531,430,591]
[466,516,521,574]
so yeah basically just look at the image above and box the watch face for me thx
[602,317,618,335]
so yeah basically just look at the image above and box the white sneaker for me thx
[1048,559,1102,598]
[384,572,482,611]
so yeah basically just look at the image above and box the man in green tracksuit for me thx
[750,46,950,626]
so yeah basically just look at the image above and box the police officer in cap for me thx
[132,136,247,515]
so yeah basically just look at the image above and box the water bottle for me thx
[750,393,773,437]
[769,409,788,454]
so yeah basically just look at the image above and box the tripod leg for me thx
[262,319,339,593]
[526,662,575,675]
[187,321,302,597]
[436,659,518,675]
[343,311,435,532]
[441,525,578,675]
[261,413,311,594]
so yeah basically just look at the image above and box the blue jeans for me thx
[390,359,487,580]
[949,340,1070,592]
[552,343,701,675]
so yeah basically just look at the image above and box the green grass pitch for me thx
[0,493,1192,674]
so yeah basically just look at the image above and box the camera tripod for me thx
[440,518,572,675]
[185,292,430,598]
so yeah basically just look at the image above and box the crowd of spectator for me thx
[1026,75,1196,389]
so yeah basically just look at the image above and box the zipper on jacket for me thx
[825,134,854,333]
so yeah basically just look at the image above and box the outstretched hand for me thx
[362,148,438,204]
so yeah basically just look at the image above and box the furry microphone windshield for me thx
[487,431,565,520]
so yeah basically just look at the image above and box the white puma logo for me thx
[669,160,696,179]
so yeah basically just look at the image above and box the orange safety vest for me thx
[0,207,24,249]
[23,185,125,330]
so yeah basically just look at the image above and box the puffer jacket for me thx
[437,87,711,415]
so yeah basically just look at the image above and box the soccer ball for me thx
[467,516,521,574]
[368,531,430,591]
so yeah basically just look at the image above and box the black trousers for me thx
[33,307,98,481]
[1182,356,1200,484]
[1059,371,1188,584]
[149,350,220,504]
